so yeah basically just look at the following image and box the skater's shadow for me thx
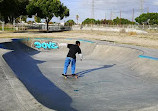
[76,64,116,77]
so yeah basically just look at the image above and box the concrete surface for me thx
[0,38,53,111]
[0,38,158,111]
[0,53,24,111]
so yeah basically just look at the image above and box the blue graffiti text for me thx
[34,42,59,49]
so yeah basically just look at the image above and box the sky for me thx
[27,0,158,23]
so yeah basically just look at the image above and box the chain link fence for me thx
[0,23,72,32]
[0,23,158,33]
[72,24,158,33]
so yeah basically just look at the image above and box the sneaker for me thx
[72,74,76,76]
[62,74,66,76]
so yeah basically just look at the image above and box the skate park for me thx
[0,37,158,111]
[1,0,158,110]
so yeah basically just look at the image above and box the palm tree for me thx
[76,15,79,25]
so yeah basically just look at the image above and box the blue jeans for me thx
[63,57,76,75]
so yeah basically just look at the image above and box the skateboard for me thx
[62,74,78,79]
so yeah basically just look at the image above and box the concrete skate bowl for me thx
[1,38,158,111]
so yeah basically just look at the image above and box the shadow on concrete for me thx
[13,30,65,33]
[0,39,77,111]
[76,64,116,77]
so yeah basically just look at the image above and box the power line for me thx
[120,10,122,25]
[91,0,94,19]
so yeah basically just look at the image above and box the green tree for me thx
[135,13,158,25]
[113,17,133,25]
[95,19,101,24]
[99,19,114,25]
[64,20,76,26]
[26,0,69,32]
[21,16,27,22]
[82,18,96,25]
[113,17,120,24]
[100,19,106,24]
[34,16,41,23]
[15,15,27,23]
[82,18,116,25]
[0,0,29,23]
[27,20,34,24]
[105,20,113,25]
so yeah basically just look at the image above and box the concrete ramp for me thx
[89,44,141,61]
[1,38,158,111]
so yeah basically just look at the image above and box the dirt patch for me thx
[0,30,158,49]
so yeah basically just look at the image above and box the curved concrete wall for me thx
[2,38,158,111]
[21,38,158,79]
[22,38,96,57]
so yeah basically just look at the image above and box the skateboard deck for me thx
[62,74,78,79]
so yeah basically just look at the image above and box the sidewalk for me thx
[0,56,24,111]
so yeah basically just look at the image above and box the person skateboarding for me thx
[62,41,82,77]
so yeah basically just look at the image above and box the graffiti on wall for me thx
[34,41,59,49]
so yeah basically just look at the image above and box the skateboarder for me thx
[62,41,82,76]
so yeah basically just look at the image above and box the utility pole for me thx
[91,0,94,19]
[104,13,106,26]
[147,7,149,13]
[140,0,144,14]
[120,10,122,26]
[132,8,135,23]
[110,10,113,20]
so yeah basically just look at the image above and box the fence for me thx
[0,23,72,32]
[72,24,158,33]
[0,23,158,33]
